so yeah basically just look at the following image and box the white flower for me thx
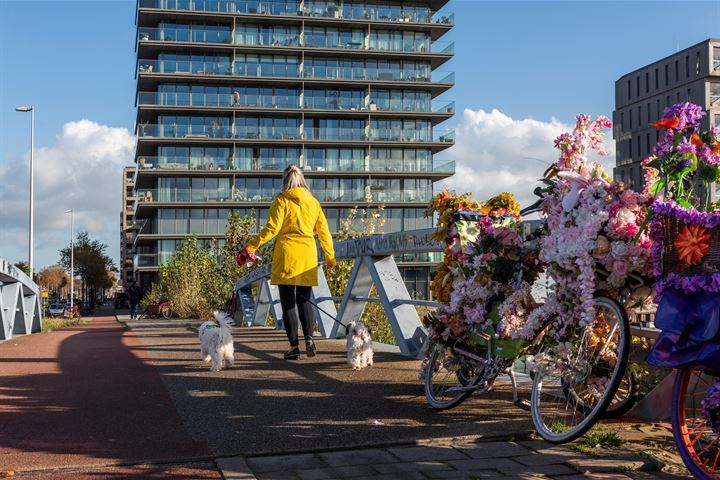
[610,241,629,258]
[616,207,636,225]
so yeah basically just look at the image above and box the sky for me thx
[0,0,719,271]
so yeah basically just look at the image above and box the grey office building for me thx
[613,38,720,193]
[131,0,456,296]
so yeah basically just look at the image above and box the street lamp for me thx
[15,106,34,278]
[65,209,74,315]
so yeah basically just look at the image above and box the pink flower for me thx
[624,222,639,237]
[613,259,628,275]
[620,189,638,209]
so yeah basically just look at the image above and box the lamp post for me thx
[15,106,34,278]
[64,209,74,315]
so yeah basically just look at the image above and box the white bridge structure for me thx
[0,258,42,340]
[233,229,442,358]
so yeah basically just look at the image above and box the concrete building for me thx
[614,38,720,193]
[120,166,137,288]
[131,0,456,296]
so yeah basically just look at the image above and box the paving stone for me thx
[513,452,582,466]
[248,453,326,473]
[318,448,398,466]
[517,439,555,451]
[424,469,499,479]
[447,457,523,472]
[498,462,577,476]
[353,472,427,480]
[452,441,532,459]
[254,471,299,480]
[566,457,645,473]
[556,474,630,479]
[387,445,469,462]
[217,456,257,479]
[296,464,376,480]
[374,461,454,474]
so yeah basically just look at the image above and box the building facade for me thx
[132,0,456,296]
[120,166,136,288]
[613,38,720,193]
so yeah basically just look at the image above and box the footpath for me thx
[0,311,691,479]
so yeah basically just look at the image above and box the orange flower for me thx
[650,117,680,129]
[674,224,710,266]
[691,133,704,150]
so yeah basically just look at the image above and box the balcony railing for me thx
[138,0,454,26]
[138,27,454,55]
[138,91,301,109]
[134,253,160,268]
[138,59,455,85]
[136,124,455,144]
[135,156,456,174]
[135,186,432,204]
[137,92,453,114]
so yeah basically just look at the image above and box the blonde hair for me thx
[282,165,309,191]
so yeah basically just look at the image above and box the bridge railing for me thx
[0,258,42,340]
[233,228,443,357]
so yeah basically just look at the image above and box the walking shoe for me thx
[283,347,300,360]
[305,339,317,357]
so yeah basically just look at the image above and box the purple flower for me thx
[653,130,675,157]
[662,102,707,131]
[677,138,697,155]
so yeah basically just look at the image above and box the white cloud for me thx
[438,109,616,208]
[0,120,135,270]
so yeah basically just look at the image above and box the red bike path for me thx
[0,312,217,477]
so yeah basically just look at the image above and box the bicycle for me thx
[424,200,633,443]
[137,300,174,320]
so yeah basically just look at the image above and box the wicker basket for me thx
[658,214,720,278]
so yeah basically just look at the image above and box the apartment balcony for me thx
[137,59,454,94]
[137,0,453,31]
[134,155,455,177]
[135,124,455,150]
[137,27,453,67]
[133,185,432,213]
[136,91,453,118]
[134,253,160,270]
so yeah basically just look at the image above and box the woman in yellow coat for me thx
[245,165,336,359]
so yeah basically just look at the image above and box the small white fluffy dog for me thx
[346,320,374,370]
[199,311,235,372]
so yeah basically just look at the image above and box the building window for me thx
[696,51,701,75]
[685,55,690,78]
[645,72,649,93]
[675,59,679,82]
[628,138,633,160]
[637,135,641,157]
[656,99,660,120]
[627,79,631,100]
[646,132,651,154]
[715,114,720,128]
[636,75,640,97]
[620,112,624,131]
[714,47,720,71]
[629,109,633,129]
[687,88,691,101]
[676,91,681,103]
[647,102,651,124]
[664,64,669,86]
[638,106,641,126]
[655,67,659,89]
[711,83,720,107]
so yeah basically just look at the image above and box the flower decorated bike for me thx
[422,115,655,443]
[641,103,720,479]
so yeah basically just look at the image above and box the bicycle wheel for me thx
[671,368,720,479]
[603,370,640,419]
[161,305,172,319]
[531,296,630,443]
[424,344,482,410]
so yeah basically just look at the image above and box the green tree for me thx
[59,231,115,309]
[14,261,30,276]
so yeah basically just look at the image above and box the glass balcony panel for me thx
[134,253,158,268]
[432,160,456,173]
[138,91,300,108]
[138,27,232,44]
[432,11,454,25]
[433,130,455,143]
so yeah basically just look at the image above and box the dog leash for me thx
[294,289,350,334]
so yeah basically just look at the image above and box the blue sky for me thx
[0,0,718,269]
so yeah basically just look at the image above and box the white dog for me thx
[199,311,235,372]
[346,320,374,370]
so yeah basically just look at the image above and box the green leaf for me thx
[646,158,663,170]
[677,199,693,208]
[649,178,666,195]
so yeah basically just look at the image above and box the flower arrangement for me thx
[642,102,720,209]
[702,381,720,435]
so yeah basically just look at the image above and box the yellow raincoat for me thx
[247,187,336,286]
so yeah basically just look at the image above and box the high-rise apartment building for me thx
[132,0,456,295]
[120,166,136,287]
[613,39,720,193]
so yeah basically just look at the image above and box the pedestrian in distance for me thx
[240,165,336,360]
[128,281,142,321]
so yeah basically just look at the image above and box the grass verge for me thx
[42,317,89,333]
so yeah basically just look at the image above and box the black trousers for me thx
[278,285,315,347]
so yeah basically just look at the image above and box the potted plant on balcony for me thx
[139,32,150,41]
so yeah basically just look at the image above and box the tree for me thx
[14,261,30,276]
[59,231,115,309]
[37,265,70,294]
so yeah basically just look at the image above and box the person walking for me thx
[127,281,142,321]
[241,165,336,359]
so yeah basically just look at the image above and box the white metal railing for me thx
[233,228,441,357]
[0,258,42,340]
